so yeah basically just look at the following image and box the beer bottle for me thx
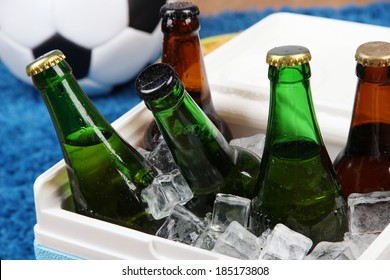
[143,1,232,150]
[136,63,260,217]
[26,50,161,234]
[334,41,390,198]
[251,46,348,245]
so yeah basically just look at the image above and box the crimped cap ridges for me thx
[266,45,311,66]
[160,1,199,20]
[26,50,65,76]
[355,41,390,67]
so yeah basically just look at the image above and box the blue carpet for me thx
[1,2,389,260]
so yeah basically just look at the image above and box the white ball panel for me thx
[53,0,129,48]
[0,0,56,48]
[0,32,34,84]
[89,28,158,85]
[0,0,164,96]
[78,77,113,96]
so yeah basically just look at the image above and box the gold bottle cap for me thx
[26,50,66,77]
[266,45,311,66]
[355,41,390,67]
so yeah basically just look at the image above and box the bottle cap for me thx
[355,41,390,67]
[160,1,199,20]
[26,50,65,77]
[266,45,311,66]
[136,63,180,101]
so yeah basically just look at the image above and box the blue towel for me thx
[1,2,390,260]
[33,241,81,260]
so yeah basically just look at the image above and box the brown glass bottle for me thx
[334,41,390,198]
[143,1,232,150]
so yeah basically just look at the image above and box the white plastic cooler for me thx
[33,13,390,260]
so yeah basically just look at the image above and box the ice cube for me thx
[348,191,390,234]
[194,228,222,251]
[257,228,273,250]
[203,212,213,227]
[229,133,265,158]
[141,169,193,220]
[259,223,313,260]
[212,221,263,260]
[147,140,178,173]
[156,204,205,245]
[305,241,353,260]
[306,232,379,260]
[210,193,251,232]
[343,232,379,259]
[135,147,150,159]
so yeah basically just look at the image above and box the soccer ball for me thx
[0,0,171,95]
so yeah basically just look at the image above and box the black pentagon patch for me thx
[33,33,91,79]
[128,0,166,33]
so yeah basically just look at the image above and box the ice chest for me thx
[33,13,390,260]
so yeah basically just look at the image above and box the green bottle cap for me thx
[26,49,65,77]
[355,41,390,67]
[266,45,311,66]
[160,1,199,20]
[136,63,180,101]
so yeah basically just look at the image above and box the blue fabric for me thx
[33,241,82,260]
[1,2,389,260]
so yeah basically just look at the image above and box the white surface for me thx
[34,13,390,260]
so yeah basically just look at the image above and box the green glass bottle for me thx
[251,46,348,245]
[142,1,232,150]
[26,50,161,234]
[136,63,260,217]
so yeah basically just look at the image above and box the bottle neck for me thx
[144,80,229,151]
[32,61,113,143]
[350,64,390,127]
[161,16,214,111]
[266,63,323,146]
[144,80,186,113]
